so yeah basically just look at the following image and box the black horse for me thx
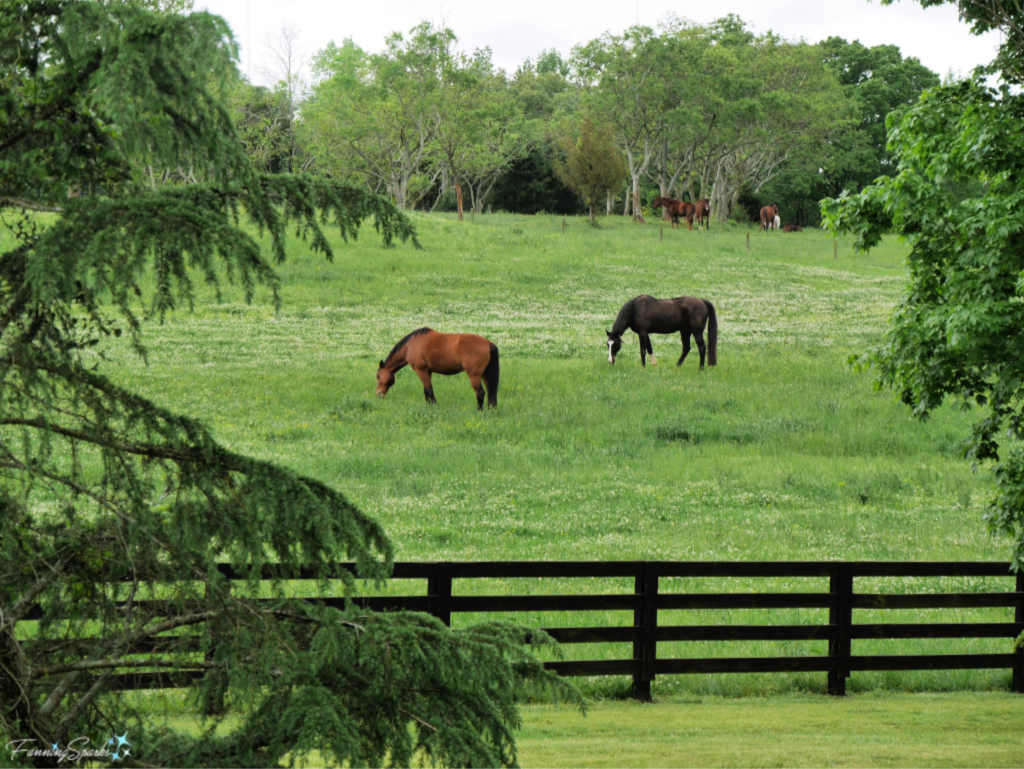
[606,295,718,369]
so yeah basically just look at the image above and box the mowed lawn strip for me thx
[133,693,1024,767]
[517,694,1024,768]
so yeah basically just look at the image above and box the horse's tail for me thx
[484,343,500,407]
[704,300,718,366]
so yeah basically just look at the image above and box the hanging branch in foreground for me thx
[0,2,579,766]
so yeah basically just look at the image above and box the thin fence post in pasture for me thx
[200,576,229,716]
[1013,570,1024,693]
[428,562,453,627]
[632,562,659,701]
[746,232,750,253]
[827,567,853,696]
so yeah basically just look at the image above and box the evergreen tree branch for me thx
[33,658,217,679]
[0,198,66,214]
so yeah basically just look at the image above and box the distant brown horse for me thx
[760,203,779,232]
[376,328,499,410]
[652,197,696,230]
[694,199,711,230]
[607,295,718,369]
[782,222,803,233]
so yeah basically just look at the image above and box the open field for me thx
[5,212,1017,696]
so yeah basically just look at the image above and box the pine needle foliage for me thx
[0,2,580,766]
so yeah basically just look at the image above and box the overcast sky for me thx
[195,0,1002,86]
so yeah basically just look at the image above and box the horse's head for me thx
[606,330,622,364]
[376,360,395,398]
[652,198,664,210]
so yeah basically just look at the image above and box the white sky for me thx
[195,0,1002,86]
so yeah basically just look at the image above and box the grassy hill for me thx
[106,213,991,564]
[9,212,1015,696]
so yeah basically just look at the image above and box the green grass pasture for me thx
[141,692,1024,767]
[7,213,1018,696]
[517,694,1024,767]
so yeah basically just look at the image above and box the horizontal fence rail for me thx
[21,561,1024,699]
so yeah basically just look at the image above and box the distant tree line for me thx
[228,15,940,225]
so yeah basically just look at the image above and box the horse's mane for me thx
[611,300,635,336]
[383,327,432,365]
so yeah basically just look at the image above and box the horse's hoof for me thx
[650,357,658,366]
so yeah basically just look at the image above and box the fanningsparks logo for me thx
[5,732,131,764]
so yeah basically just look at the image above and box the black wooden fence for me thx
[348,561,1024,698]
[29,561,1024,699]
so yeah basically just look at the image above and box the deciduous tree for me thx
[554,119,628,223]
[822,2,1024,567]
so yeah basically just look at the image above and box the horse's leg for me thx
[468,374,485,411]
[415,367,436,404]
[647,334,657,366]
[638,332,649,368]
[695,331,707,370]
[677,332,691,367]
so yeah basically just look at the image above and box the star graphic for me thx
[111,752,121,762]
[122,748,131,758]
[114,733,130,751]
[51,743,59,751]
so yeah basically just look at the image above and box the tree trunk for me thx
[632,175,646,224]
[455,182,464,221]
[430,168,449,213]
[606,189,614,216]
[393,178,406,210]
[589,203,595,224]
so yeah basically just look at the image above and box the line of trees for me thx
[233,15,940,225]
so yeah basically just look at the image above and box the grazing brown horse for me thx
[652,197,696,230]
[760,203,779,231]
[606,295,718,369]
[782,222,803,233]
[376,328,499,410]
[694,199,711,230]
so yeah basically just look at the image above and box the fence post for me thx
[633,562,658,701]
[1013,571,1024,693]
[828,566,853,696]
[428,562,453,627]
[200,577,228,716]
[561,218,566,235]
[746,232,750,252]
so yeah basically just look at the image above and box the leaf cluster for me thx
[822,77,1024,567]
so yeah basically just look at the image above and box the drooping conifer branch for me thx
[0,1,577,765]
